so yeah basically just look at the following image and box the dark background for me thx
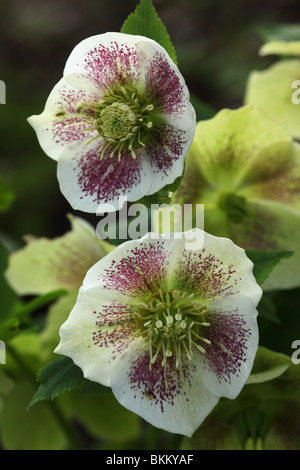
[1,0,300,355]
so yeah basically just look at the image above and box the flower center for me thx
[85,85,155,161]
[136,289,210,385]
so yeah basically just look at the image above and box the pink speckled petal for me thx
[80,235,180,302]
[28,74,100,161]
[199,295,259,399]
[55,292,140,387]
[110,347,219,437]
[135,39,196,129]
[63,33,144,89]
[144,124,195,196]
[169,230,262,306]
[57,138,152,213]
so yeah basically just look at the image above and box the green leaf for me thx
[29,356,84,407]
[257,294,280,324]
[245,249,293,285]
[79,379,112,397]
[257,23,300,42]
[121,0,177,65]
[29,355,111,408]
[0,179,14,212]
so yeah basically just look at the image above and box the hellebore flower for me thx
[259,40,300,57]
[28,33,196,213]
[245,58,300,140]
[5,215,114,361]
[5,215,114,295]
[172,105,300,290]
[55,229,262,437]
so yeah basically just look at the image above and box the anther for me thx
[140,303,149,309]
[196,344,206,354]
[172,290,181,299]
[144,104,154,111]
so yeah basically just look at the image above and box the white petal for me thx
[199,295,259,399]
[144,124,195,196]
[27,74,100,161]
[110,347,219,437]
[159,229,262,307]
[63,32,147,87]
[57,138,152,213]
[79,234,182,301]
[135,38,196,130]
[54,292,139,387]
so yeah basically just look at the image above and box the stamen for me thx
[82,84,155,161]
[136,289,211,376]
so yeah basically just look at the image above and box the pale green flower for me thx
[245,59,300,139]
[172,105,300,290]
[5,215,114,361]
[5,215,113,296]
[259,40,300,57]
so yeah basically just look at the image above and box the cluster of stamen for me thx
[83,85,155,161]
[136,289,211,386]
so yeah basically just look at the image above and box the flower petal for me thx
[134,38,196,130]
[144,124,194,196]
[57,138,153,213]
[55,293,140,387]
[5,215,113,295]
[199,295,259,399]
[78,234,180,301]
[110,347,219,437]
[63,32,196,131]
[227,199,300,290]
[189,105,293,190]
[169,229,262,306]
[259,40,300,57]
[246,142,300,212]
[245,60,300,140]
[63,33,144,88]
[28,74,100,161]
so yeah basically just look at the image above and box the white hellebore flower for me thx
[55,229,262,437]
[28,33,196,213]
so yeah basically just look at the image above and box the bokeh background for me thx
[0,0,300,450]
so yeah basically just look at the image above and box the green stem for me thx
[6,343,83,450]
